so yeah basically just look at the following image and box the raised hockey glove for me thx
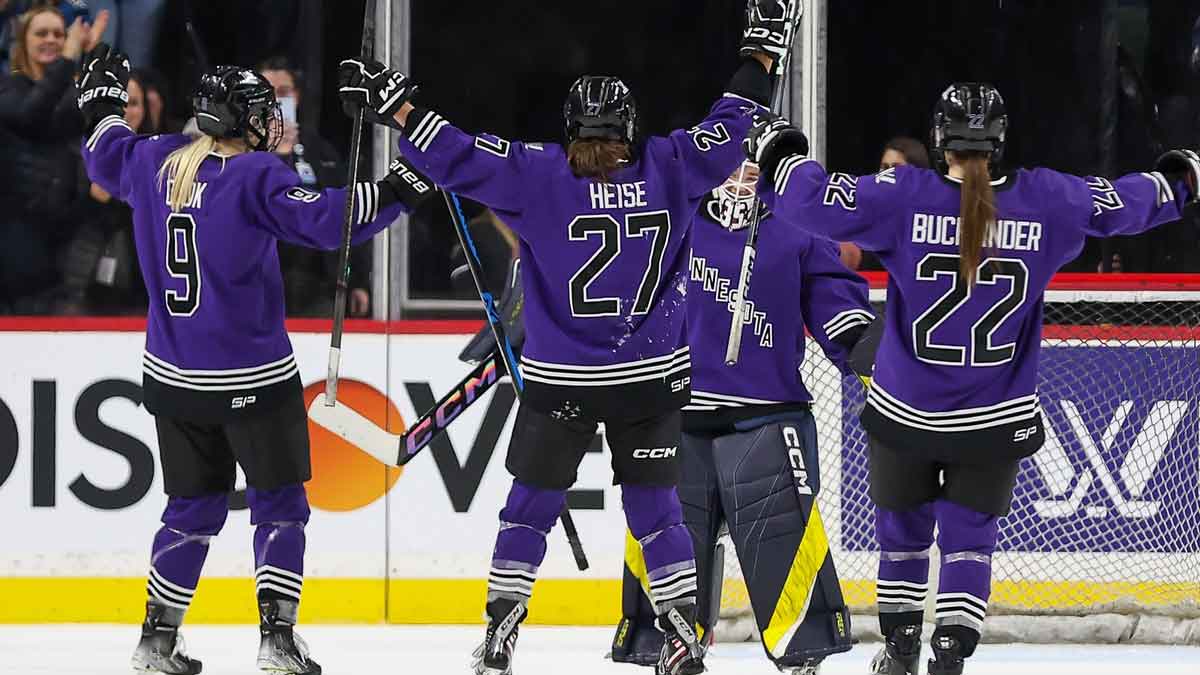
[338,58,418,130]
[77,43,130,132]
[378,154,437,210]
[1154,149,1200,204]
[744,111,809,188]
[740,0,803,68]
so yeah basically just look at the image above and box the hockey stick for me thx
[309,349,506,467]
[443,190,590,572]
[325,0,378,405]
[725,0,803,366]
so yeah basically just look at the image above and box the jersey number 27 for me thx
[165,214,201,317]
[568,210,672,317]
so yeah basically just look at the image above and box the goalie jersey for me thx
[684,194,872,427]
[82,120,408,422]
[396,96,760,419]
[761,161,1192,458]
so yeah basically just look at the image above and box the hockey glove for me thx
[338,58,418,130]
[744,111,809,188]
[378,155,437,211]
[77,43,130,132]
[740,0,804,68]
[1154,149,1200,204]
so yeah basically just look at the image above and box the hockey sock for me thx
[621,485,698,614]
[488,480,565,605]
[875,504,935,636]
[933,499,997,644]
[147,494,229,623]
[248,484,311,615]
[932,624,981,658]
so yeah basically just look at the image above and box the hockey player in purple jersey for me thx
[77,46,432,675]
[744,84,1198,674]
[611,164,870,674]
[336,3,800,674]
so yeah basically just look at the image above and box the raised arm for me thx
[1072,150,1197,238]
[247,154,436,250]
[337,59,531,216]
[798,235,875,376]
[76,45,143,199]
[746,112,906,252]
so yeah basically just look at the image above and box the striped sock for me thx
[935,591,988,632]
[488,560,537,604]
[647,560,698,612]
[147,565,196,613]
[255,564,304,605]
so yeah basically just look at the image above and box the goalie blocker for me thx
[613,415,852,668]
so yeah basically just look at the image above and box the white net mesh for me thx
[717,287,1200,644]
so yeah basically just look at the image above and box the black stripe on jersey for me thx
[867,382,1039,432]
[683,389,783,411]
[520,348,690,387]
[143,353,298,391]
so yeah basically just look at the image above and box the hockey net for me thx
[716,276,1200,645]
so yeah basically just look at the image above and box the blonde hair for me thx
[11,4,63,77]
[157,136,218,212]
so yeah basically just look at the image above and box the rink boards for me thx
[0,323,1196,623]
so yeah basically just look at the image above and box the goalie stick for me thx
[309,349,506,466]
[324,0,378,404]
[725,0,803,366]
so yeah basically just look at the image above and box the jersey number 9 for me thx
[165,214,201,317]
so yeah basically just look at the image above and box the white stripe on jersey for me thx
[683,389,784,411]
[867,381,1040,433]
[87,115,132,151]
[822,308,874,340]
[143,352,298,391]
[521,347,690,387]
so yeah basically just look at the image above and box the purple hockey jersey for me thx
[761,160,1191,458]
[397,96,761,420]
[82,115,407,421]
[684,192,872,421]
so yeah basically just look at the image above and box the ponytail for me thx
[157,135,217,213]
[567,139,630,182]
[955,151,996,285]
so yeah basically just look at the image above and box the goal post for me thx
[717,274,1200,645]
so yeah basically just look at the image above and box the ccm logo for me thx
[670,376,691,393]
[231,395,257,409]
[633,447,677,459]
[1013,425,1039,442]
[782,426,813,496]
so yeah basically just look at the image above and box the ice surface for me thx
[0,625,1194,674]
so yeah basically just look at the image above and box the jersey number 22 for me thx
[913,253,1029,366]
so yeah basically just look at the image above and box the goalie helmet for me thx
[930,82,1007,171]
[193,66,283,152]
[706,163,760,231]
[563,75,638,147]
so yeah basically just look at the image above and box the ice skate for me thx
[786,660,823,675]
[926,633,965,675]
[472,600,526,675]
[257,599,321,674]
[656,605,705,675]
[131,601,202,674]
[870,625,922,675]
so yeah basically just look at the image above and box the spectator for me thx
[0,3,107,314]
[840,136,932,271]
[259,56,374,318]
[87,0,163,69]
[130,67,175,133]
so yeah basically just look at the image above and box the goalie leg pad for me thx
[488,480,566,604]
[713,415,852,665]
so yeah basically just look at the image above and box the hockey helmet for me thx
[930,82,1007,170]
[193,66,283,152]
[563,75,638,146]
[709,162,760,231]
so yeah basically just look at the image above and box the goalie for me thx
[610,162,875,674]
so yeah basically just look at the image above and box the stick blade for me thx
[307,393,402,467]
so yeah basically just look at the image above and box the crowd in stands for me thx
[0,1,1197,318]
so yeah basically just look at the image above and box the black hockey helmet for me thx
[563,75,638,146]
[192,66,283,152]
[931,82,1008,170]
